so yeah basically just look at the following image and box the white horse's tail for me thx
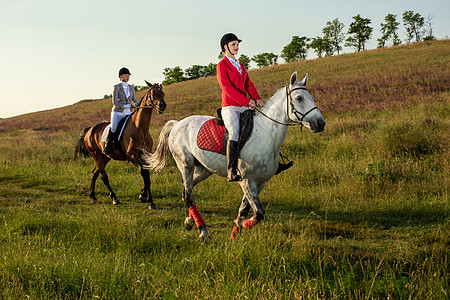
[143,120,178,172]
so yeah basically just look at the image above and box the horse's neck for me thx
[254,88,290,152]
[132,108,152,131]
[259,87,290,124]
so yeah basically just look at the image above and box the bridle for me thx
[136,85,164,110]
[255,85,318,131]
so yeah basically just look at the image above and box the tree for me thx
[238,54,251,69]
[378,13,401,48]
[345,14,373,51]
[252,53,278,68]
[203,63,217,77]
[266,53,278,66]
[322,18,345,55]
[423,14,436,41]
[162,66,185,85]
[185,65,205,80]
[280,36,310,62]
[310,37,333,57]
[402,10,425,43]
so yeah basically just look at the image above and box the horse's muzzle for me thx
[158,103,167,114]
[312,118,325,133]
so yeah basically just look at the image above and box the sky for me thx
[1,0,449,119]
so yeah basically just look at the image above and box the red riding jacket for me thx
[216,57,261,107]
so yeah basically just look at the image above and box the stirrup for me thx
[275,161,293,175]
[102,144,114,155]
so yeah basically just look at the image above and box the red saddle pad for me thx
[197,118,226,155]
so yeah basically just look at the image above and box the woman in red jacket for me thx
[217,33,264,182]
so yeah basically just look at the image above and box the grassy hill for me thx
[0,40,448,299]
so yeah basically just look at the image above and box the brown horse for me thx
[74,81,166,207]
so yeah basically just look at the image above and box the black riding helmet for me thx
[119,67,131,77]
[220,33,242,52]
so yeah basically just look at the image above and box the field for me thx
[0,40,448,299]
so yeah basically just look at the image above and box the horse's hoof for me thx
[139,195,147,203]
[233,217,245,228]
[231,226,241,241]
[113,199,122,205]
[199,227,211,241]
[91,198,98,203]
[148,204,157,210]
[184,217,195,230]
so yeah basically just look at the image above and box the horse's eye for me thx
[296,96,303,101]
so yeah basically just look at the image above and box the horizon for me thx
[1,0,449,119]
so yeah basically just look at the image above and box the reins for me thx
[254,108,295,126]
[255,85,318,131]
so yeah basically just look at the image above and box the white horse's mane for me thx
[258,86,285,114]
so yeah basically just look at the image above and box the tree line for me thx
[161,10,436,85]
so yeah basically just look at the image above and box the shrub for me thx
[382,121,441,157]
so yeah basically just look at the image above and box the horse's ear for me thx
[290,72,297,87]
[300,73,308,87]
[145,80,153,87]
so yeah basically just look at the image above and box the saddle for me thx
[101,113,133,143]
[197,109,255,155]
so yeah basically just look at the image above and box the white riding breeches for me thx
[110,109,131,133]
[221,106,251,142]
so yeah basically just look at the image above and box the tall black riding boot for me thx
[102,129,115,155]
[227,140,241,182]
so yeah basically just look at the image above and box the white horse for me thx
[144,72,325,240]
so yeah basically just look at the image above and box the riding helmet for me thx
[220,33,242,52]
[119,67,131,77]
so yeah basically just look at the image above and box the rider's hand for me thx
[123,104,131,109]
[256,100,264,107]
[248,100,257,109]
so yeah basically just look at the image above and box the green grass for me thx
[0,40,448,299]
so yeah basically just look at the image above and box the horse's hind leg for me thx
[177,162,211,240]
[90,166,100,202]
[93,158,120,205]
[99,169,120,205]
[184,166,212,231]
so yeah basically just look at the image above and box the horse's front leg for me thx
[130,150,156,209]
[232,180,266,240]
[240,179,266,222]
[139,167,156,209]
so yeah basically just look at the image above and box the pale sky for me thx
[1,0,448,118]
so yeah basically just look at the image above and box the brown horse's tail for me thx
[74,126,91,159]
[142,120,178,172]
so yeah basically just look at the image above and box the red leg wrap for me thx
[188,205,205,227]
[243,217,258,229]
[231,226,241,241]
